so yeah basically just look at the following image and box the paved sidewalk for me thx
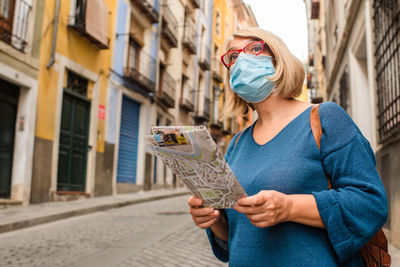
[390,244,400,267]
[0,188,189,234]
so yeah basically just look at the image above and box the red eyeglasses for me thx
[221,41,266,70]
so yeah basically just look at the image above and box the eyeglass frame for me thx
[220,40,267,70]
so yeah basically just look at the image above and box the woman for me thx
[187,28,388,266]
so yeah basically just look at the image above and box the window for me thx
[216,11,220,36]
[128,38,141,71]
[66,70,89,97]
[73,0,86,27]
[69,0,109,49]
[0,0,31,51]
[373,0,400,142]
[339,69,350,112]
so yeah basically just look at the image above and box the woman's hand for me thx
[188,196,229,241]
[234,190,293,228]
[188,196,223,229]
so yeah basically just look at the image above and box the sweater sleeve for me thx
[311,102,388,263]
[206,228,229,262]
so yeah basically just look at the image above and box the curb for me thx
[0,190,189,234]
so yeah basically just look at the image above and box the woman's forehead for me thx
[228,37,260,50]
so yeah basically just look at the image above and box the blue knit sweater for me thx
[206,102,388,267]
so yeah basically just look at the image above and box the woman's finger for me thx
[237,193,267,206]
[234,204,264,215]
[197,218,218,229]
[193,211,219,224]
[188,196,203,207]
[189,207,215,217]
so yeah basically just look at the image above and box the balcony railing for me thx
[194,95,210,123]
[157,71,176,108]
[180,83,195,112]
[189,0,200,9]
[124,50,156,93]
[130,0,158,23]
[212,58,223,83]
[68,0,110,49]
[182,23,196,54]
[161,6,178,47]
[199,43,211,70]
[0,0,31,52]
[204,96,210,119]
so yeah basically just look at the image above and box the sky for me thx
[243,0,309,62]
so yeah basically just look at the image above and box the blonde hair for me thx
[222,27,305,118]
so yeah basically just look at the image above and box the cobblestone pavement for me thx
[0,195,227,267]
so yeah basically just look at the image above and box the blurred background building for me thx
[305,0,400,247]
[0,0,258,206]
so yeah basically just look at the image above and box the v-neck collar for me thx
[250,105,313,147]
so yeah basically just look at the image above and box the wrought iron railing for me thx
[199,43,211,70]
[180,82,195,112]
[203,96,210,118]
[190,0,200,9]
[373,0,400,142]
[212,58,223,82]
[124,49,156,92]
[0,0,31,52]
[182,22,196,54]
[161,70,176,106]
[161,5,178,46]
[131,0,158,23]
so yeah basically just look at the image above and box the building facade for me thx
[106,0,214,193]
[305,0,400,248]
[31,0,116,203]
[208,0,258,154]
[0,0,40,205]
[1,0,261,206]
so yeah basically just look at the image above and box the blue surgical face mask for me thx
[229,53,276,103]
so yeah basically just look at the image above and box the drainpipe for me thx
[46,0,61,69]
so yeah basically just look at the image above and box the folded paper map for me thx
[145,126,247,208]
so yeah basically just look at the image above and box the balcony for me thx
[0,0,31,52]
[189,0,201,9]
[123,50,156,93]
[212,59,223,83]
[68,0,110,49]
[182,23,196,54]
[194,96,210,123]
[180,83,195,112]
[130,0,158,23]
[199,44,211,70]
[156,71,176,108]
[161,6,178,47]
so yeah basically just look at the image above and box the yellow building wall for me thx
[297,84,309,102]
[213,0,235,119]
[36,0,116,153]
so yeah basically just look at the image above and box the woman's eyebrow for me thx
[227,38,261,52]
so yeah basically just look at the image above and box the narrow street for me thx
[0,195,227,267]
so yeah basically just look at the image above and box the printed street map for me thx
[145,126,247,209]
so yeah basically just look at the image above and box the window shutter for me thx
[85,0,109,48]
[11,0,32,51]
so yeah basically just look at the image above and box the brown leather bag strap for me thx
[310,104,332,190]
[310,105,323,150]
[234,130,245,148]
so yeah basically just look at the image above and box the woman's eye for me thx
[251,46,262,52]
[229,53,238,62]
